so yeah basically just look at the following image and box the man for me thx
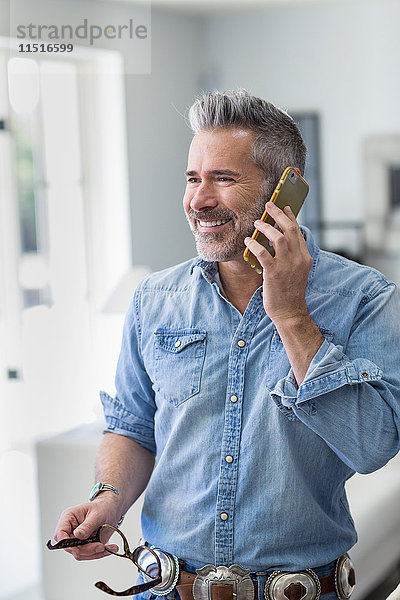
[54,90,400,600]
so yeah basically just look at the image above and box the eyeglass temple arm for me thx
[95,576,163,597]
[47,529,101,550]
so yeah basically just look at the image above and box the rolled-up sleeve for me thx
[101,284,156,456]
[270,282,400,474]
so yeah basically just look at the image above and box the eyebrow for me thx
[184,169,241,177]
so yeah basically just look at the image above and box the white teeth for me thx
[198,219,229,227]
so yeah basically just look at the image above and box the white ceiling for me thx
[106,0,349,16]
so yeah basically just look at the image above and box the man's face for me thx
[183,128,266,262]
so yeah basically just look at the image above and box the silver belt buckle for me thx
[334,554,355,599]
[264,569,321,600]
[193,565,255,600]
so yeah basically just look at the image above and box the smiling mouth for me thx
[197,218,231,229]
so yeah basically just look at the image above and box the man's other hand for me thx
[53,499,121,561]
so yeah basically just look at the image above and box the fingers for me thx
[263,202,301,240]
[67,543,119,561]
[73,511,101,539]
[52,498,123,562]
[54,504,87,542]
[54,503,100,541]
[53,503,105,561]
[54,514,77,543]
[244,203,301,259]
[244,234,274,268]
[54,528,72,543]
[268,201,297,225]
[244,202,308,275]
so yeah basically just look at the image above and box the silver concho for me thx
[334,554,355,600]
[193,564,255,600]
[264,569,321,600]
[138,546,180,596]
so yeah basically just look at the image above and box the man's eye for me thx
[187,178,199,183]
[218,177,233,182]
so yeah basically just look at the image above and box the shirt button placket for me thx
[215,332,250,565]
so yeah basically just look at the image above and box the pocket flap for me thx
[154,329,207,354]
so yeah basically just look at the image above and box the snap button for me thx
[174,340,181,348]
[230,395,238,403]
[225,455,234,463]
[237,340,246,348]
[286,406,292,411]
[361,372,369,378]
[220,512,229,521]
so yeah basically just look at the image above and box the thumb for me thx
[73,515,100,539]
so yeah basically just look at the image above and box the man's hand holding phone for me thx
[244,201,313,324]
[245,201,325,386]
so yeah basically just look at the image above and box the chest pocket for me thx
[154,328,207,407]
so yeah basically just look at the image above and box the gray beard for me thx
[186,192,268,263]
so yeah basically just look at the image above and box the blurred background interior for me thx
[1,0,400,598]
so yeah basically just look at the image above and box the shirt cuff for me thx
[101,391,157,455]
[270,340,383,415]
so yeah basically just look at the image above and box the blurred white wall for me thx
[124,8,202,270]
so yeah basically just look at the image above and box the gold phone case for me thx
[243,166,309,273]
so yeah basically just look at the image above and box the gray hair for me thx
[188,89,306,193]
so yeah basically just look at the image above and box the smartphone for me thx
[243,166,309,273]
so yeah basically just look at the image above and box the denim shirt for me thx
[101,227,400,573]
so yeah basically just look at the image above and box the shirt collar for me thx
[302,226,320,285]
[190,257,218,284]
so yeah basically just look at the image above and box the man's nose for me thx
[189,182,218,212]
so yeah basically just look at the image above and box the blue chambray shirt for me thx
[101,227,400,573]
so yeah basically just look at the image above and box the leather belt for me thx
[175,569,338,600]
[137,540,355,600]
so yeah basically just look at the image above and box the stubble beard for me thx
[185,191,269,263]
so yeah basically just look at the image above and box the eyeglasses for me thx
[47,524,162,596]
